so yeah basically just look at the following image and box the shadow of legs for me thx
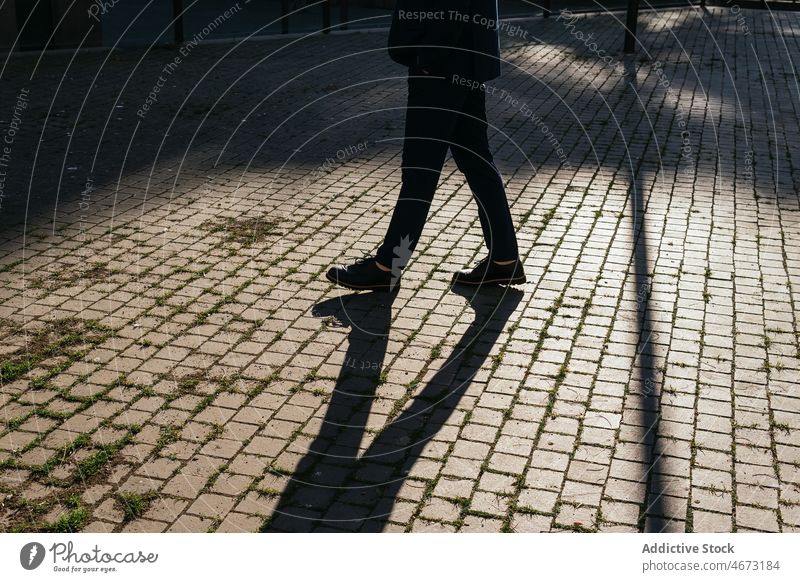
[261,285,523,532]
[261,289,398,532]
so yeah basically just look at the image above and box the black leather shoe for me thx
[326,256,399,291]
[452,256,526,286]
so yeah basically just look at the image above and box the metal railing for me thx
[4,0,799,53]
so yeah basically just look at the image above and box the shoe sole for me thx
[325,271,397,292]
[451,275,527,286]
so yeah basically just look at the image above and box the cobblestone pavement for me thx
[1,7,799,533]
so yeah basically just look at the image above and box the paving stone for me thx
[136,458,181,480]
[460,515,504,532]
[509,513,552,532]
[167,514,216,532]
[692,510,733,533]
[478,472,517,495]
[487,452,527,475]
[187,493,238,519]
[234,491,279,516]
[433,477,474,500]
[419,497,462,523]
[410,519,458,533]
[469,491,510,516]
[82,521,116,533]
[517,488,558,514]
[93,498,125,523]
[216,511,264,533]
[555,504,598,530]
[121,519,168,533]
[600,499,640,526]
[735,505,780,532]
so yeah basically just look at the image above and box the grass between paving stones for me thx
[744,165,794,531]
[255,178,551,532]
[1,366,136,477]
[776,228,800,360]
[372,295,513,531]
[684,230,719,533]
[15,169,580,532]
[200,213,280,246]
[223,199,487,531]
[6,493,90,533]
[27,434,91,479]
[154,426,181,454]
[154,184,422,448]
[0,318,110,385]
[490,181,637,532]
[115,491,159,523]
[0,259,22,274]
[0,422,141,532]
[23,154,656,532]
[29,262,122,292]
[74,430,139,482]
[6,115,471,535]
[9,423,140,484]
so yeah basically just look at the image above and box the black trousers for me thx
[375,67,519,270]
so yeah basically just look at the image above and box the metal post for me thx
[323,0,331,33]
[340,0,349,31]
[623,0,639,53]
[173,0,184,43]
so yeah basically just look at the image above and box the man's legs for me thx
[374,68,468,271]
[450,87,519,262]
[326,70,525,290]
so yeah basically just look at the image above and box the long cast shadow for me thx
[260,286,399,531]
[622,56,666,530]
[261,285,523,532]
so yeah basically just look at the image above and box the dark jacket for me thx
[387,0,502,82]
